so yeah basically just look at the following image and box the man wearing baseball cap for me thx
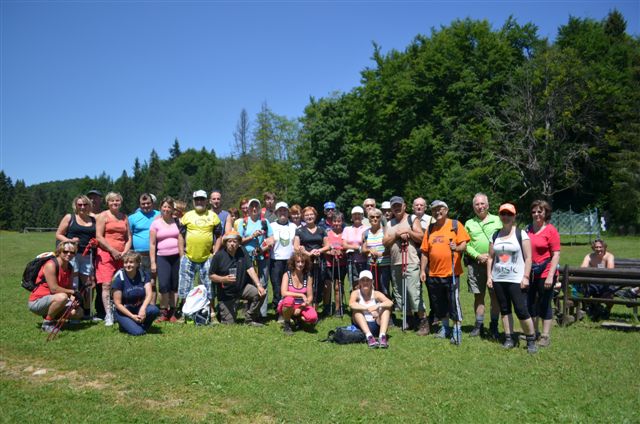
[319,201,340,232]
[420,200,471,345]
[269,201,297,313]
[209,231,266,326]
[178,190,223,309]
[382,196,430,334]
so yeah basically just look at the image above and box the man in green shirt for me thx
[464,193,502,338]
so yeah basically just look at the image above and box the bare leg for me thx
[378,308,391,334]
[352,311,372,334]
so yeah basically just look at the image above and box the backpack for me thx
[182,285,211,326]
[426,219,458,241]
[323,325,366,344]
[22,253,58,291]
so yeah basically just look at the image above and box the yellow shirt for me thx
[181,210,221,262]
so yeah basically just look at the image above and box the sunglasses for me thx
[62,250,76,255]
[76,203,89,207]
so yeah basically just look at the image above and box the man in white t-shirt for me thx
[269,202,297,313]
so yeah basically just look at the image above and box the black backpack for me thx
[323,326,366,344]
[491,227,523,252]
[22,253,58,292]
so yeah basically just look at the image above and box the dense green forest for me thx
[1,12,638,232]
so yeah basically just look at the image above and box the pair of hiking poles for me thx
[330,254,345,318]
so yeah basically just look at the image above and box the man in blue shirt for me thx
[238,198,274,319]
[129,193,160,302]
[209,189,230,234]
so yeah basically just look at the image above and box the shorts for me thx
[95,250,122,284]
[365,320,381,337]
[467,262,488,294]
[28,295,55,316]
[72,253,93,276]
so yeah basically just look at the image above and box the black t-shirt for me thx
[209,246,253,301]
[295,226,327,251]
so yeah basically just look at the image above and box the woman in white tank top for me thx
[349,270,394,348]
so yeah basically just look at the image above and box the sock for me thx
[366,332,373,338]
[379,332,386,338]
[476,315,484,324]
[45,315,54,321]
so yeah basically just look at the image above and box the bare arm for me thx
[409,218,424,244]
[521,238,532,289]
[122,216,132,254]
[149,228,158,273]
[43,260,74,296]
[486,244,494,288]
[545,250,561,288]
[580,254,591,268]
[55,214,76,243]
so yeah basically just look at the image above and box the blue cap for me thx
[324,201,336,210]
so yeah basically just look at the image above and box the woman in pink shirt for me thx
[342,206,369,291]
[526,200,561,348]
[150,197,183,322]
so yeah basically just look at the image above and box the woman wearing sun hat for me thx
[486,203,537,353]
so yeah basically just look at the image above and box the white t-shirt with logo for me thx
[491,229,530,284]
[271,221,298,260]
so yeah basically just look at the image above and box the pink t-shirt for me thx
[527,223,561,278]
[342,225,369,264]
[325,230,346,267]
[150,218,180,257]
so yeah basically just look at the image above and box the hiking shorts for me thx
[28,295,54,316]
[467,262,488,294]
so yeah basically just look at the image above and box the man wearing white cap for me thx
[238,198,274,319]
[178,190,223,305]
[269,201,297,313]
[342,206,370,290]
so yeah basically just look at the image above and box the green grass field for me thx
[1,231,638,423]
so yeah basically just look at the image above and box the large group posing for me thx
[30,189,573,353]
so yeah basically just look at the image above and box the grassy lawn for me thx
[1,231,638,423]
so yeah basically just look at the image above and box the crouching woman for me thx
[349,270,393,348]
[112,251,160,335]
[28,241,83,333]
[278,252,318,335]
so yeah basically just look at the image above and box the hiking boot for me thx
[41,320,56,334]
[470,322,483,337]
[282,321,293,335]
[157,309,170,322]
[435,325,448,339]
[416,318,431,336]
[489,321,500,340]
[502,336,515,349]
[367,335,379,348]
[526,335,538,354]
[277,314,285,324]
[450,328,462,345]
[537,334,551,348]
[379,334,389,349]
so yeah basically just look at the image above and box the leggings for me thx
[157,254,180,294]
[493,281,530,320]
[527,276,555,320]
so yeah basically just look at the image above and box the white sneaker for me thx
[104,311,114,326]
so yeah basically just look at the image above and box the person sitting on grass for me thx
[278,252,318,335]
[349,270,393,348]
[112,251,160,336]
[28,241,83,333]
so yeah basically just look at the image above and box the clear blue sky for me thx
[2,1,638,186]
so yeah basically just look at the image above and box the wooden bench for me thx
[614,258,640,270]
[558,265,640,326]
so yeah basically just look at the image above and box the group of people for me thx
[28,188,577,352]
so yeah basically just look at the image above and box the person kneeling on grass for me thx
[112,251,160,336]
[349,270,393,348]
[278,252,318,335]
[209,231,266,327]
[28,242,84,333]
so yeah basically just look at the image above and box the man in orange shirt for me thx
[420,200,470,345]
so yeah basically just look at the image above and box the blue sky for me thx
[2,1,638,186]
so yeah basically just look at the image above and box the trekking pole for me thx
[370,260,379,291]
[47,290,83,342]
[331,254,337,316]
[83,238,98,320]
[335,253,343,318]
[401,241,408,332]
[450,238,459,345]
[346,250,354,292]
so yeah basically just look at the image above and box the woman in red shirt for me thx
[526,200,561,348]
[28,241,82,333]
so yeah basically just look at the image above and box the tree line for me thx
[1,11,638,233]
